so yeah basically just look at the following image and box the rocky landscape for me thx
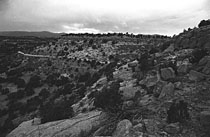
[1,20,210,137]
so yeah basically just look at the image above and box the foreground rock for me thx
[160,67,175,80]
[189,70,206,81]
[200,111,210,134]
[112,119,143,137]
[159,82,175,99]
[7,111,108,137]
[200,111,210,126]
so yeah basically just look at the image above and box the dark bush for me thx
[39,98,74,123]
[39,88,50,99]
[64,46,68,51]
[78,72,91,82]
[189,48,208,64]
[102,39,108,43]
[57,50,65,56]
[138,51,150,74]
[1,88,9,95]
[93,80,123,113]
[8,90,24,100]
[167,100,190,123]
[198,19,210,28]
[1,118,14,133]
[0,77,6,83]
[0,108,8,117]
[61,83,74,95]
[25,96,41,112]
[45,73,59,86]
[78,46,83,51]
[13,78,25,88]
[56,76,70,86]
[8,101,25,112]
[27,75,41,88]
[149,47,159,54]
[160,41,171,51]
[89,39,94,45]
[25,87,35,96]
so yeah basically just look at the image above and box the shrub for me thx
[198,19,210,28]
[56,76,70,86]
[93,80,123,113]
[89,39,94,45]
[138,52,150,74]
[45,73,59,86]
[1,88,9,95]
[160,41,171,51]
[39,88,50,99]
[25,87,35,96]
[13,78,25,88]
[149,47,159,54]
[0,108,8,117]
[39,98,74,123]
[189,48,208,64]
[61,83,74,95]
[8,90,24,100]
[27,75,41,88]
[167,100,190,123]
[78,72,91,82]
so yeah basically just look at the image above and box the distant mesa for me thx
[0,31,65,38]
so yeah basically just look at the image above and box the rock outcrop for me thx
[7,111,108,137]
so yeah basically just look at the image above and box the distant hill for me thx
[0,31,66,38]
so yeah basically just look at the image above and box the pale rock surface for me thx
[112,119,143,137]
[120,85,141,100]
[7,111,108,137]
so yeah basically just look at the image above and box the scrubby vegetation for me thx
[93,80,123,113]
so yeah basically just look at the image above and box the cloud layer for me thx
[0,0,209,35]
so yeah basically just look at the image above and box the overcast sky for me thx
[0,0,209,35]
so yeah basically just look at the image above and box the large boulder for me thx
[177,64,189,74]
[164,123,180,134]
[200,111,210,126]
[202,61,210,75]
[198,56,210,66]
[112,119,143,137]
[114,65,133,81]
[189,70,206,81]
[139,72,160,88]
[198,56,210,75]
[200,111,210,134]
[112,119,132,137]
[128,60,138,68]
[7,111,108,137]
[160,67,175,80]
[120,85,141,100]
[163,44,175,53]
[143,119,161,136]
[159,82,175,99]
